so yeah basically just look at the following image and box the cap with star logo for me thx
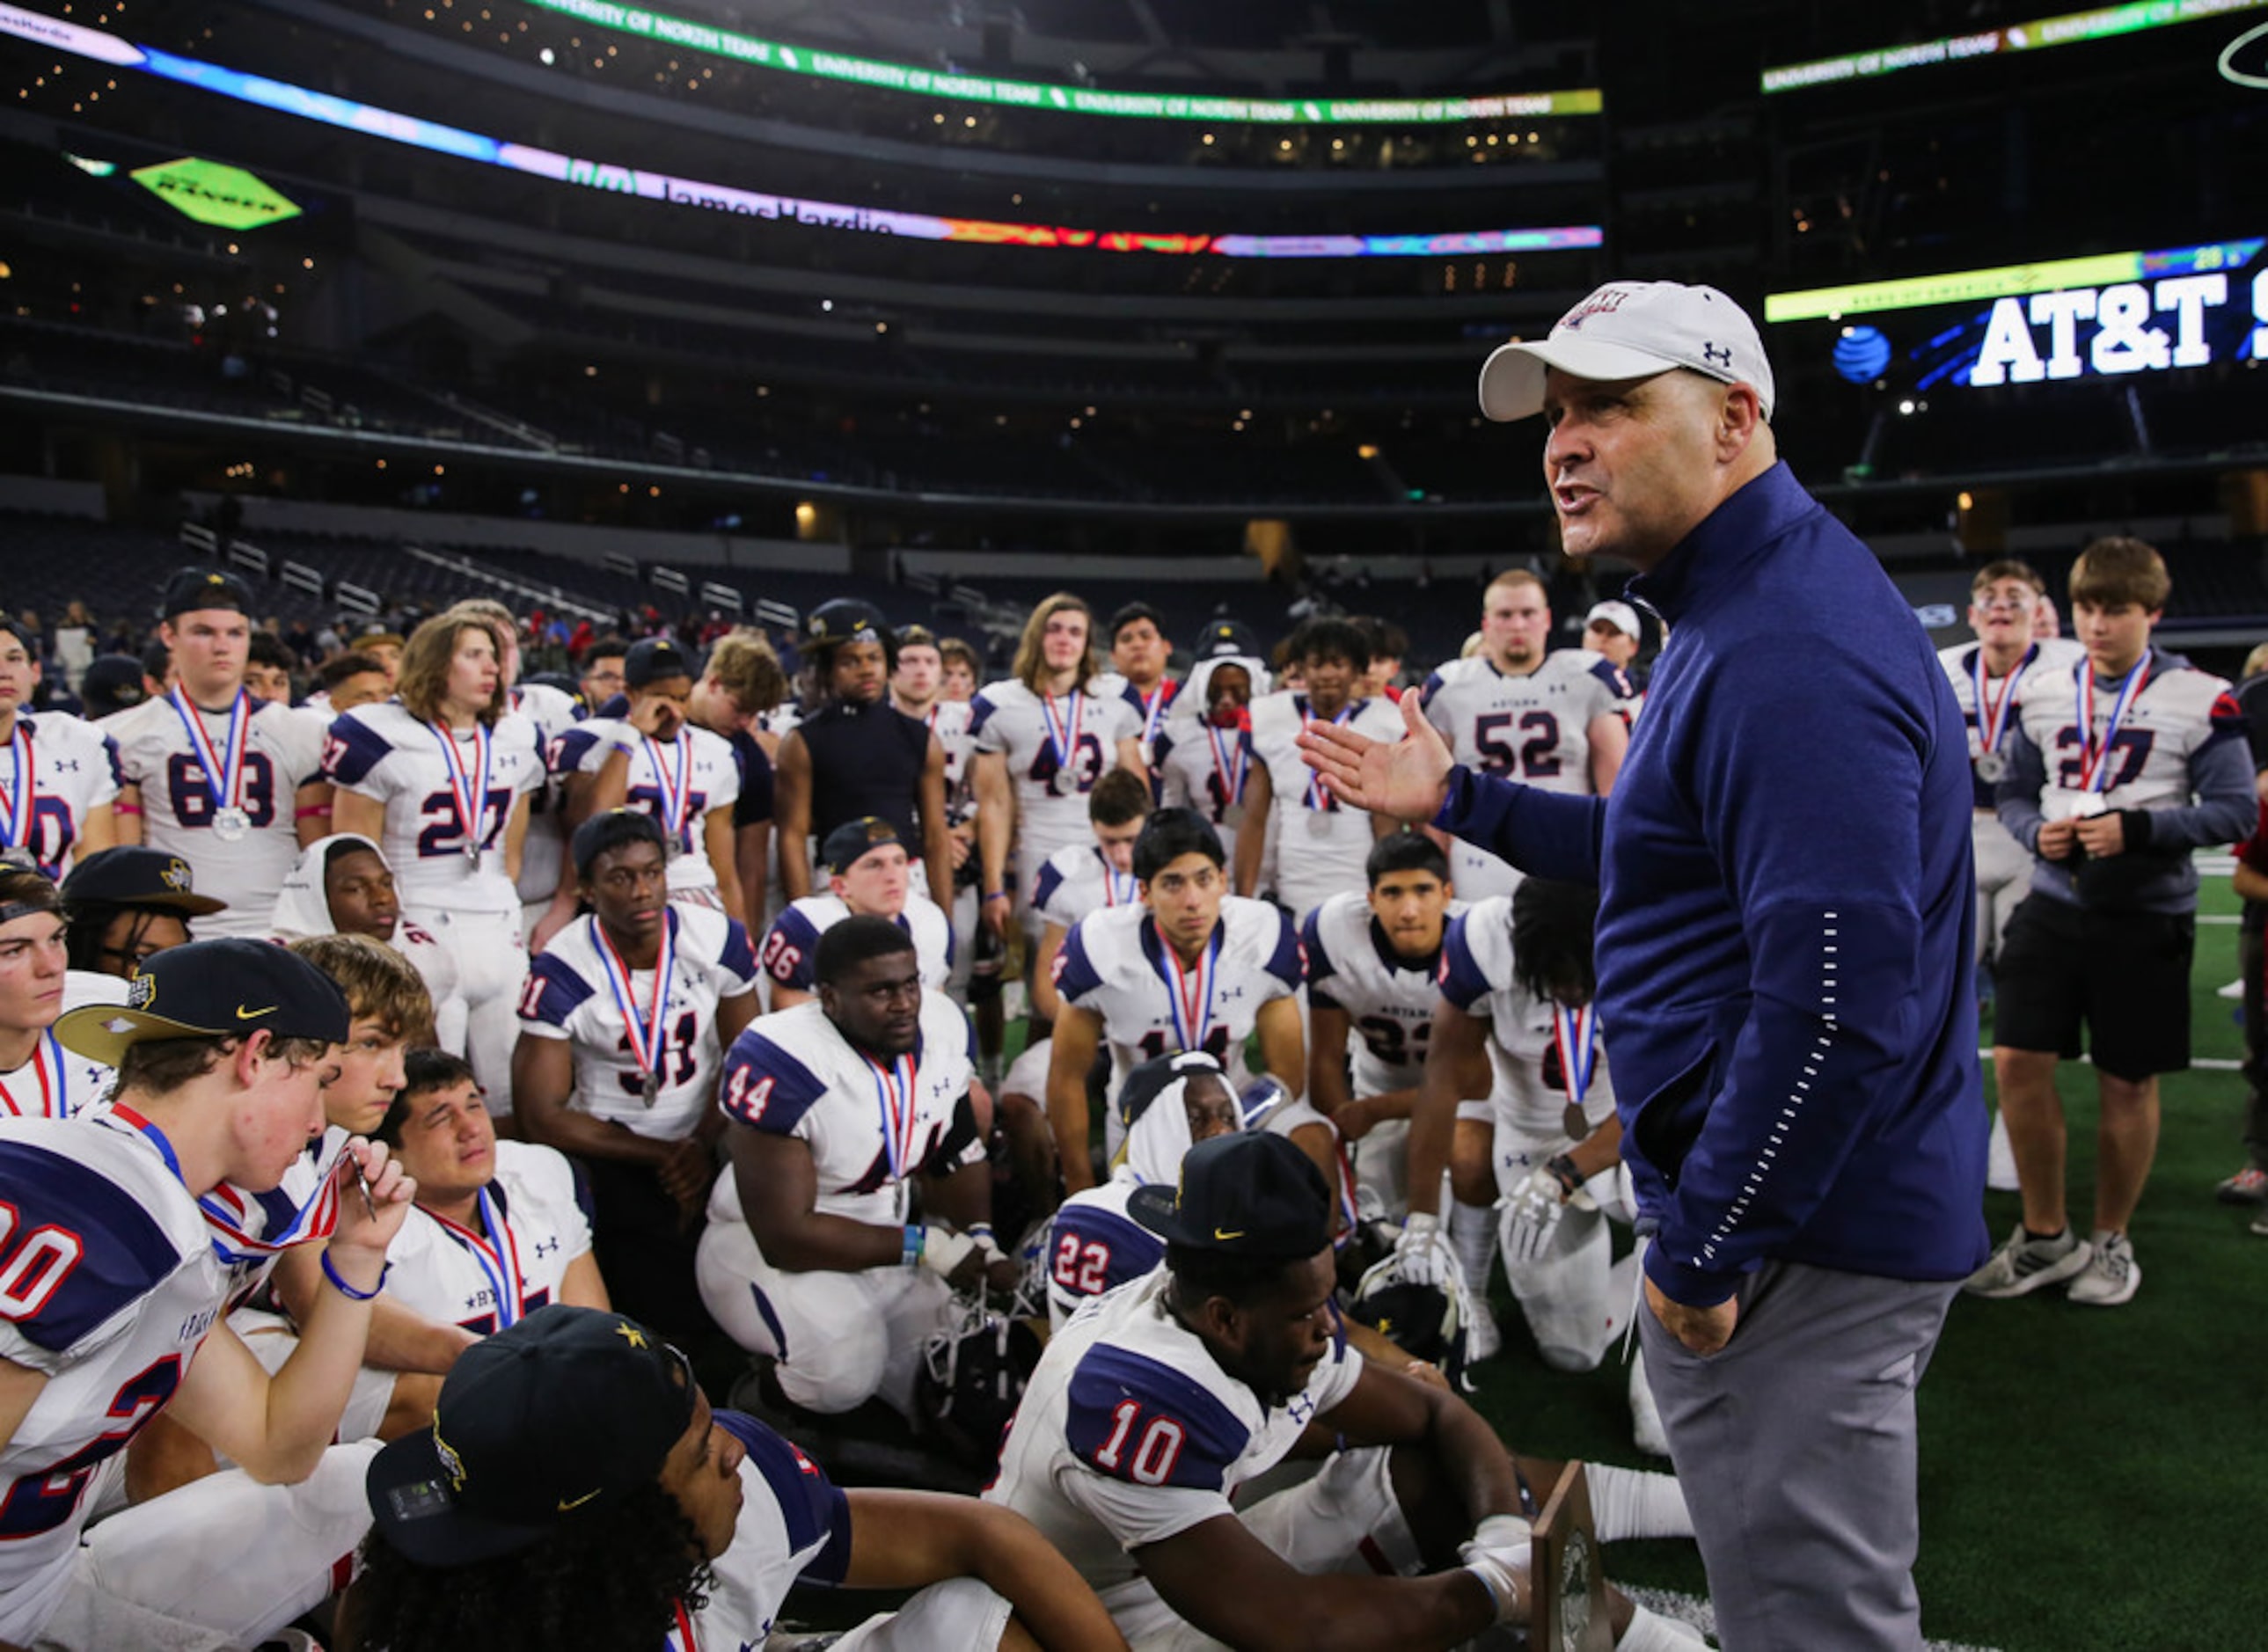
[366,1305,700,1568]
[53,936,348,1065]
[159,566,255,620]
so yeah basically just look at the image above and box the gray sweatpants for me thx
[1638,1260,1957,1652]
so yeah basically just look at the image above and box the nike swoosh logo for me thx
[556,1488,601,1512]
[1213,1227,1247,1241]
[234,1005,276,1020]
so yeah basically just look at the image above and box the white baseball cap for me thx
[1584,601,1642,641]
[1478,281,1776,423]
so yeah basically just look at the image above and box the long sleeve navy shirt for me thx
[1435,462,1989,1306]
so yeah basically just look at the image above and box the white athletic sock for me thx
[1586,1464,1694,1541]
[1616,1602,1708,1648]
[1448,1198,1496,1299]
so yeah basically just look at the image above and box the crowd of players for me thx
[0,536,2246,1649]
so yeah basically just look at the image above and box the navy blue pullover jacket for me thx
[1435,463,1989,1306]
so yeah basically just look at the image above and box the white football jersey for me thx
[555,718,741,897]
[509,682,583,908]
[1302,891,1466,1099]
[1940,639,2086,807]
[671,1410,853,1650]
[1051,899,1302,1126]
[1422,650,1634,901]
[0,1030,113,1121]
[969,679,1142,877]
[1153,720,1256,869]
[1043,1181,1160,1330]
[709,990,980,1229]
[917,699,977,797]
[0,712,121,879]
[985,1267,1360,1598]
[322,703,545,915]
[268,832,465,1028]
[758,894,953,997]
[1246,691,1404,919]
[0,1113,230,1645]
[108,690,327,936]
[1032,842,1142,931]
[518,906,759,1142]
[1438,899,1617,1139]
[2008,645,2234,818]
[379,1141,592,1334]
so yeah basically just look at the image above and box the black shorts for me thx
[1993,895,2197,1081]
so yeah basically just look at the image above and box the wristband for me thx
[321,1250,390,1301]
[903,1223,925,1268]
[983,890,1008,903]
[1545,1153,1584,1199]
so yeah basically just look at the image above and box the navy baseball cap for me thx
[1129,1129,1332,1259]
[623,637,693,689]
[822,815,904,876]
[804,599,892,654]
[55,936,349,1065]
[59,846,227,918]
[1194,620,1260,662]
[80,655,150,719]
[161,567,254,619]
[367,1305,699,1568]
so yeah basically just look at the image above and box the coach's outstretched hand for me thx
[1298,690,1455,823]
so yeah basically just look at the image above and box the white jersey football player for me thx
[377,1049,606,1334]
[1420,570,1634,900]
[327,607,545,1109]
[111,568,330,937]
[763,816,953,1011]
[972,594,1145,947]
[1236,618,1407,920]
[0,619,121,880]
[0,939,412,1651]
[271,832,468,1054]
[1154,652,1266,873]
[356,1304,1128,1652]
[1029,768,1152,1024]
[699,917,1006,1415]
[1939,559,2088,967]
[1048,809,1305,1195]
[0,869,113,1120]
[449,598,584,939]
[989,1129,1700,1652]
[1303,835,1463,1217]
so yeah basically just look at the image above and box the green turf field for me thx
[1464,871,2268,1651]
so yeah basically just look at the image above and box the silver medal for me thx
[640,1070,659,1106]
[211,807,249,843]
[1050,768,1079,797]
[1305,807,1335,837]
[1974,751,2007,784]
[466,844,483,873]
[2070,793,2107,819]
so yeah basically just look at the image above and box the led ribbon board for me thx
[1761,0,2268,93]
[526,0,1601,124]
[0,4,1601,258]
[1769,239,2268,390]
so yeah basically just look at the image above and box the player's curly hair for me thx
[1509,877,1600,1007]
[341,1481,713,1652]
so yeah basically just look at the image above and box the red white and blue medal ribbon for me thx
[642,728,695,851]
[106,1104,343,1261]
[1100,847,1135,906]
[866,1049,921,1182]
[1302,701,1354,814]
[2074,654,2153,796]
[1138,683,1172,745]
[1554,1004,1598,1108]
[1204,723,1247,809]
[1159,924,1222,1054]
[1039,691,1084,778]
[667,1601,699,1650]
[0,1032,68,1119]
[0,723,33,853]
[168,685,249,820]
[428,720,493,859]
[431,1187,527,1329]
[1970,645,2030,759]
[595,910,677,1092]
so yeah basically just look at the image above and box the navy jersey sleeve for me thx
[322,712,396,790]
[1262,905,1304,993]
[1438,912,1493,1012]
[519,951,596,1030]
[1050,1202,1164,1302]
[0,1141,185,1361]
[716,917,757,984]
[1300,907,1344,1011]
[761,908,823,991]
[1053,918,1104,1005]
[1030,855,1070,915]
[966,691,1001,747]
[733,732,775,829]
[720,1027,831,1133]
[1064,1345,1251,1494]
[551,725,604,778]
[1589,655,1635,700]
[100,731,125,793]
[714,1410,854,1587]
[1417,669,1446,711]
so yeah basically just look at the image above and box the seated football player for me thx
[985,1130,1701,1652]
[1046,808,1305,1195]
[1303,833,1461,1219]
[515,809,761,1341]
[348,1304,1130,1652]
[1029,768,1152,1025]
[3,939,413,1651]
[271,831,467,1056]
[699,917,1011,1417]
[0,864,120,1119]
[58,844,225,984]
[764,815,954,1012]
